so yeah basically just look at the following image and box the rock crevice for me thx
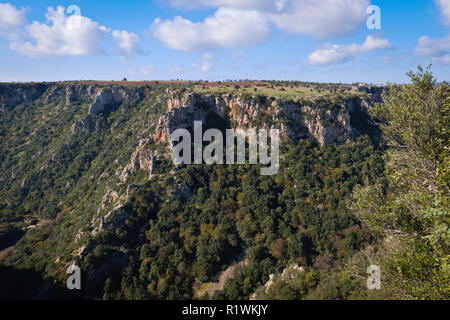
[153,90,383,147]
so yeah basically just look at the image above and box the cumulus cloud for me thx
[192,61,213,72]
[10,6,109,58]
[155,0,370,50]
[0,2,27,42]
[435,0,450,25]
[2,5,140,59]
[416,35,450,63]
[112,30,141,56]
[267,0,370,38]
[152,7,270,51]
[307,35,392,66]
[412,2,450,64]
[0,2,26,32]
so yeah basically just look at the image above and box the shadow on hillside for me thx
[0,265,86,300]
[350,107,381,142]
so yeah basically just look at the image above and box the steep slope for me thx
[0,82,385,299]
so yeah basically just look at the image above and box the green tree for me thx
[349,66,449,299]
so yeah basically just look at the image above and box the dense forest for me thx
[0,67,448,300]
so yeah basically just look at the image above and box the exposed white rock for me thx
[91,204,130,236]
[152,90,377,149]
[119,139,158,182]
[70,115,92,134]
[98,189,119,213]
[88,87,142,115]
[250,264,305,300]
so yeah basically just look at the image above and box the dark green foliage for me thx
[0,82,386,300]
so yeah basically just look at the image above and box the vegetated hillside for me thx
[0,69,447,300]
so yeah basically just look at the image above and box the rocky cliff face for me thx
[88,87,144,115]
[152,93,228,144]
[152,91,380,147]
[0,82,148,111]
[0,81,387,298]
[119,138,157,182]
[1,82,381,147]
[0,83,49,111]
[65,85,98,106]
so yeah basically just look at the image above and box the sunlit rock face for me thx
[154,89,382,147]
[88,87,144,115]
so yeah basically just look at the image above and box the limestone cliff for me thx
[119,138,157,182]
[88,87,144,115]
[0,82,148,111]
[0,83,49,111]
[152,90,381,147]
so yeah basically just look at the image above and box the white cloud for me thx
[10,6,109,58]
[112,30,141,56]
[416,35,450,63]
[152,7,270,51]
[192,53,214,72]
[157,0,370,47]
[192,61,213,72]
[267,0,370,39]
[435,0,450,25]
[307,35,392,66]
[0,2,27,40]
[1,5,141,59]
[0,3,26,31]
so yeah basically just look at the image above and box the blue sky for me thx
[0,0,449,83]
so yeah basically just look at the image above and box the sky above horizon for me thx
[0,0,449,84]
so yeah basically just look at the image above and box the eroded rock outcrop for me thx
[0,82,149,111]
[89,87,143,115]
[153,90,381,147]
[98,190,119,213]
[70,115,94,134]
[250,264,305,300]
[92,203,131,235]
[69,85,146,134]
[119,138,158,182]
[65,85,98,106]
[152,93,227,144]
[0,83,49,111]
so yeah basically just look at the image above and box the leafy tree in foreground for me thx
[348,66,449,299]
